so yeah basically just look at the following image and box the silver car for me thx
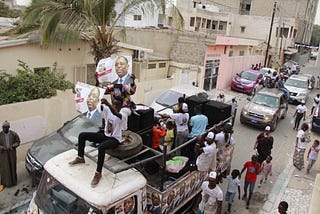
[284,74,310,103]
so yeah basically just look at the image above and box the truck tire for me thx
[106,130,143,159]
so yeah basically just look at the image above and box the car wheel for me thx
[271,118,278,131]
[106,130,143,159]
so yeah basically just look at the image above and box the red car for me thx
[231,69,263,95]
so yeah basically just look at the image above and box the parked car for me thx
[231,69,263,95]
[240,88,288,131]
[25,115,101,183]
[299,73,315,89]
[284,74,310,103]
[150,85,209,114]
[280,60,301,75]
[312,106,320,133]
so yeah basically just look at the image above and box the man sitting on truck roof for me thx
[69,96,126,187]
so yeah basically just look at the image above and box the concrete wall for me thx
[309,174,320,214]
[0,42,94,83]
[0,90,78,144]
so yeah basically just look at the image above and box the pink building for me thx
[202,36,265,90]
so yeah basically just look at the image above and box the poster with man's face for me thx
[96,55,132,84]
[74,82,105,113]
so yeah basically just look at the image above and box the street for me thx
[0,62,319,214]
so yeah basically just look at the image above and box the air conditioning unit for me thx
[138,50,146,61]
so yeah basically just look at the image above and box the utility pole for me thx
[264,1,277,67]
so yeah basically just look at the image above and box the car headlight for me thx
[298,93,306,96]
[242,109,248,115]
[264,115,273,121]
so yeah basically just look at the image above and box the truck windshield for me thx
[252,94,279,108]
[35,171,102,214]
[59,116,100,145]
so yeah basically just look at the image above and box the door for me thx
[204,59,220,91]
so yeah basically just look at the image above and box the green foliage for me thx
[0,2,22,18]
[311,25,320,46]
[0,61,74,105]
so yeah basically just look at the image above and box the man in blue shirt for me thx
[183,105,208,160]
[189,105,208,139]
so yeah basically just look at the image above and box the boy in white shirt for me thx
[306,140,320,174]
[225,169,241,213]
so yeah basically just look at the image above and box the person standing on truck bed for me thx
[195,132,217,174]
[69,96,127,187]
[160,103,189,156]
[196,171,223,214]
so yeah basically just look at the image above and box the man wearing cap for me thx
[293,100,307,131]
[195,133,217,174]
[0,121,20,190]
[197,171,223,214]
[254,126,274,164]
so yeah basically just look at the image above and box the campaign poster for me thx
[74,82,105,113]
[95,55,133,85]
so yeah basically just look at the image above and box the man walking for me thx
[0,121,20,190]
[69,97,127,187]
[254,126,274,164]
[293,100,307,131]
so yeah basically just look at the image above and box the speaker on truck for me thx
[128,105,154,132]
[203,100,231,127]
[186,95,209,117]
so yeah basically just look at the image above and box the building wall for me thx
[205,44,264,89]
[0,42,94,83]
[0,90,78,144]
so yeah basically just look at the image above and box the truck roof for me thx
[43,149,147,209]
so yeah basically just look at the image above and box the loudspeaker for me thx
[203,100,231,127]
[128,105,154,132]
[139,128,153,147]
[186,95,209,117]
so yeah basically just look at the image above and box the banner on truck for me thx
[96,55,133,85]
[74,82,105,113]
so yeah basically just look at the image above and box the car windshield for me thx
[35,171,102,214]
[240,71,258,81]
[285,78,308,89]
[59,116,100,145]
[155,90,208,107]
[252,94,279,108]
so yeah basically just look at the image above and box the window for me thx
[148,64,156,69]
[206,20,211,29]
[190,17,195,27]
[241,26,245,33]
[218,25,223,30]
[239,51,245,56]
[201,18,206,28]
[212,23,216,29]
[229,51,233,57]
[133,15,141,21]
[159,63,166,68]
[246,4,251,11]
[34,67,50,74]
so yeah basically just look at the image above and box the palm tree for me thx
[22,0,184,67]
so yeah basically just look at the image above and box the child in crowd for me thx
[306,140,320,174]
[258,155,272,188]
[163,119,175,152]
[240,154,261,209]
[152,118,166,151]
[225,169,241,213]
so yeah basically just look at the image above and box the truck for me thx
[26,116,234,214]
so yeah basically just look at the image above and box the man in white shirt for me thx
[69,96,127,187]
[195,132,217,173]
[293,100,307,131]
[310,94,320,116]
[198,171,223,214]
